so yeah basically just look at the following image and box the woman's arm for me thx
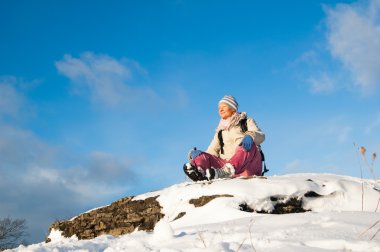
[246,117,265,146]
[206,131,221,157]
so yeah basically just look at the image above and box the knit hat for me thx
[218,95,238,111]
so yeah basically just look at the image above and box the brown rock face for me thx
[46,196,164,242]
[189,194,234,207]
[45,189,315,242]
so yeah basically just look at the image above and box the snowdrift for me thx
[11,173,380,251]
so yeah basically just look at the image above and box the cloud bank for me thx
[0,123,134,242]
[324,0,380,95]
[0,77,135,243]
[55,52,161,107]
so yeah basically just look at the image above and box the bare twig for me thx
[0,217,27,250]
[248,219,257,252]
[197,231,207,248]
[375,197,380,212]
[359,219,380,239]
[370,228,380,240]
[236,237,247,252]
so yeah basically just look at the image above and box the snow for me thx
[9,173,380,251]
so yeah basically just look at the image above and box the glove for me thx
[189,148,202,160]
[241,135,253,151]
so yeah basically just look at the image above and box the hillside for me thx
[10,173,380,251]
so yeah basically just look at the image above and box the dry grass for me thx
[355,144,380,240]
[354,143,377,179]
[236,219,257,252]
[354,143,365,211]
[357,145,377,180]
[354,143,378,212]
[194,219,257,251]
[248,219,257,252]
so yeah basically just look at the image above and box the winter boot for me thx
[183,163,207,181]
[206,163,235,180]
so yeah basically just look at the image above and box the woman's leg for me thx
[191,152,226,173]
[228,145,262,176]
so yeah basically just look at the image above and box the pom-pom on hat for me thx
[219,95,238,111]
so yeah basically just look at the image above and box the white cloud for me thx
[325,0,380,95]
[290,49,346,94]
[26,166,61,184]
[291,50,320,67]
[307,72,337,94]
[0,77,27,119]
[55,52,160,107]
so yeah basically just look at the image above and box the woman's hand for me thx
[241,135,253,151]
[188,148,202,160]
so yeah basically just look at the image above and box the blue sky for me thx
[1,0,380,243]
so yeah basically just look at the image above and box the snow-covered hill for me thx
[10,173,380,251]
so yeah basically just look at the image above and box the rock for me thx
[189,194,233,207]
[46,196,164,242]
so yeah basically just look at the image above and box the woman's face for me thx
[218,103,235,119]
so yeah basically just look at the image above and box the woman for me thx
[183,95,265,181]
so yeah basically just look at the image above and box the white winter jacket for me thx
[206,112,265,160]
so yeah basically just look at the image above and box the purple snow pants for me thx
[190,145,262,177]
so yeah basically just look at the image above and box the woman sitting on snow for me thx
[184,95,265,181]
